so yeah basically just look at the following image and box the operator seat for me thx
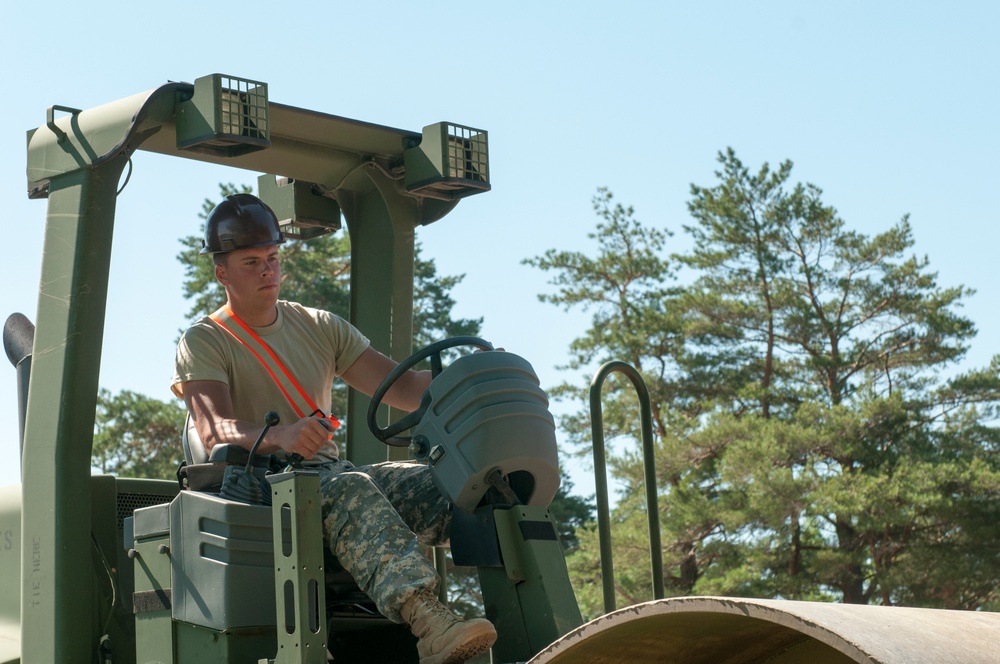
[182,413,208,465]
[181,412,274,480]
[178,412,274,493]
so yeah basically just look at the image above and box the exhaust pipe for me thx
[3,312,35,467]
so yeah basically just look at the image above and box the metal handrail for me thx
[589,361,664,613]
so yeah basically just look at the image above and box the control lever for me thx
[220,410,280,506]
[246,411,281,473]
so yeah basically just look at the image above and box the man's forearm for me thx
[385,369,433,412]
[199,416,283,455]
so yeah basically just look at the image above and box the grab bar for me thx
[589,360,664,613]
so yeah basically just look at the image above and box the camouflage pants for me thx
[315,460,451,622]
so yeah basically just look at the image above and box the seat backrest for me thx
[182,412,208,465]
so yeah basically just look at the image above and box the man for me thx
[172,193,497,664]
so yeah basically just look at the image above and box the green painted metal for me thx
[589,361,663,613]
[483,505,583,663]
[175,74,270,156]
[341,186,417,465]
[27,89,178,195]
[0,485,21,664]
[21,162,127,663]
[18,73,490,664]
[267,472,327,664]
[173,622,277,663]
[257,174,342,241]
[119,478,179,664]
[403,122,490,200]
[132,522,174,664]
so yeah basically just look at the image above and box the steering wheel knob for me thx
[409,435,430,459]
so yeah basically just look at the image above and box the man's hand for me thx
[268,416,332,460]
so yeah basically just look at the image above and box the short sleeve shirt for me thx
[171,300,369,461]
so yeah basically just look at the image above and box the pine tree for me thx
[530,155,1000,613]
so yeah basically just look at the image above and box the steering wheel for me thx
[367,336,494,447]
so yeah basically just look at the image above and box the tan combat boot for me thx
[401,589,497,664]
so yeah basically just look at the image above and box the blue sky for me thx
[1,2,998,494]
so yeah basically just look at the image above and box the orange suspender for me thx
[209,305,341,429]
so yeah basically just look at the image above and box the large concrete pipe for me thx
[529,596,1000,664]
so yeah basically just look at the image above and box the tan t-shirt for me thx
[171,300,369,461]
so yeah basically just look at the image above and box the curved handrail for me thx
[589,361,664,613]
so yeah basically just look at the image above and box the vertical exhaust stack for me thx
[3,313,34,471]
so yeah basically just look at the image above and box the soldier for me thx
[172,193,496,664]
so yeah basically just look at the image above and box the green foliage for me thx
[523,189,693,450]
[532,151,1000,612]
[548,469,597,553]
[92,389,187,479]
